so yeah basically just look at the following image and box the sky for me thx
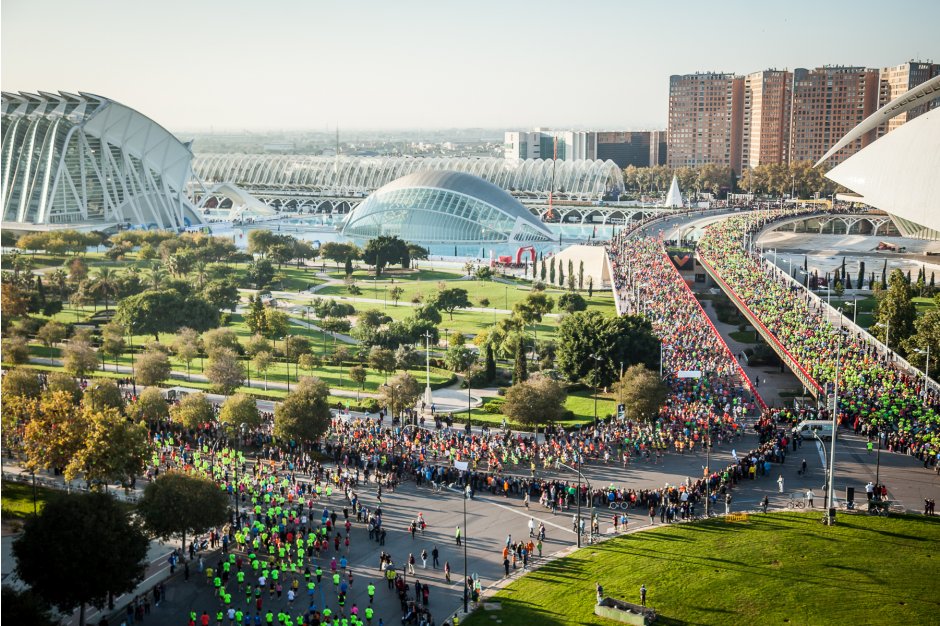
[2,0,938,132]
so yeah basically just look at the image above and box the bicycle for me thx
[786,498,805,509]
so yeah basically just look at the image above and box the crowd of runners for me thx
[697,212,940,466]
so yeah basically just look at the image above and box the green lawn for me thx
[1,480,59,519]
[465,512,940,626]
[831,296,936,330]
[729,330,758,343]
[466,388,618,428]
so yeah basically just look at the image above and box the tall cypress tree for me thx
[549,258,556,284]
[858,261,866,291]
[484,343,496,383]
[513,338,528,384]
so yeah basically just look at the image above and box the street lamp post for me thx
[285,334,292,393]
[463,483,469,613]
[590,353,603,428]
[916,346,931,400]
[423,330,433,408]
[825,331,844,525]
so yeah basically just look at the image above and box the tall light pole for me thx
[825,331,844,526]
[285,334,292,393]
[590,354,603,428]
[462,483,469,613]
[916,346,931,400]
[423,330,433,408]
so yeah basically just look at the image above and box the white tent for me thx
[664,175,683,208]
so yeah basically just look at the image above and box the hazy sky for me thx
[3,0,937,132]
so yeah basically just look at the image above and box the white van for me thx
[793,420,835,441]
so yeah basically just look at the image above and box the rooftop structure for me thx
[1,91,201,230]
[341,170,553,245]
[192,155,624,202]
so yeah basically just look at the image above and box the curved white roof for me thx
[1,91,200,229]
[825,107,940,232]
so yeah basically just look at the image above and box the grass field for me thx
[464,512,940,626]
[467,388,619,428]
[1,480,59,518]
[830,296,936,330]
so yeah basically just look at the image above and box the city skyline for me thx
[2,0,937,132]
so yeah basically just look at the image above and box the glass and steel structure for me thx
[194,154,624,202]
[341,170,553,244]
[2,91,201,229]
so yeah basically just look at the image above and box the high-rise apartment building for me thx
[878,61,940,135]
[787,66,880,166]
[667,73,743,171]
[740,69,791,170]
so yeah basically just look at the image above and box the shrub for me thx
[483,400,504,414]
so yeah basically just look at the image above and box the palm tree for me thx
[143,266,167,290]
[192,261,208,289]
[94,267,118,311]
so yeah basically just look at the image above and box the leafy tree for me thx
[203,279,240,311]
[445,344,477,374]
[99,321,126,371]
[129,387,170,422]
[1,587,58,626]
[475,266,494,281]
[556,311,659,387]
[319,316,351,334]
[2,367,41,398]
[84,379,125,413]
[138,472,229,555]
[414,303,443,325]
[244,333,272,358]
[514,292,554,324]
[205,347,245,394]
[378,371,422,419]
[273,376,332,443]
[368,346,397,381]
[13,492,149,626]
[202,327,242,355]
[406,243,429,268]
[219,393,261,430]
[298,352,322,374]
[429,287,470,320]
[116,290,219,341]
[62,339,99,378]
[557,292,587,313]
[67,406,150,487]
[172,327,201,379]
[2,335,31,364]
[36,320,66,347]
[389,286,404,306]
[245,295,268,335]
[21,391,84,473]
[246,258,276,289]
[902,308,940,378]
[46,371,82,404]
[362,235,409,277]
[349,365,367,400]
[479,297,490,309]
[263,308,290,340]
[252,350,273,390]
[875,269,917,352]
[320,242,360,268]
[247,230,278,257]
[170,392,214,429]
[502,373,568,430]
[135,348,172,386]
[616,364,667,422]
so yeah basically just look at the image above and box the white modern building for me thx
[1,91,202,231]
[819,75,940,239]
[503,129,597,161]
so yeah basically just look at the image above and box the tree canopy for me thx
[13,492,148,626]
[502,374,568,429]
[556,310,660,387]
[616,364,667,422]
[137,471,230,554]
[273,376,332,443]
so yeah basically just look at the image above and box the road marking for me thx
[815,440,827,467]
